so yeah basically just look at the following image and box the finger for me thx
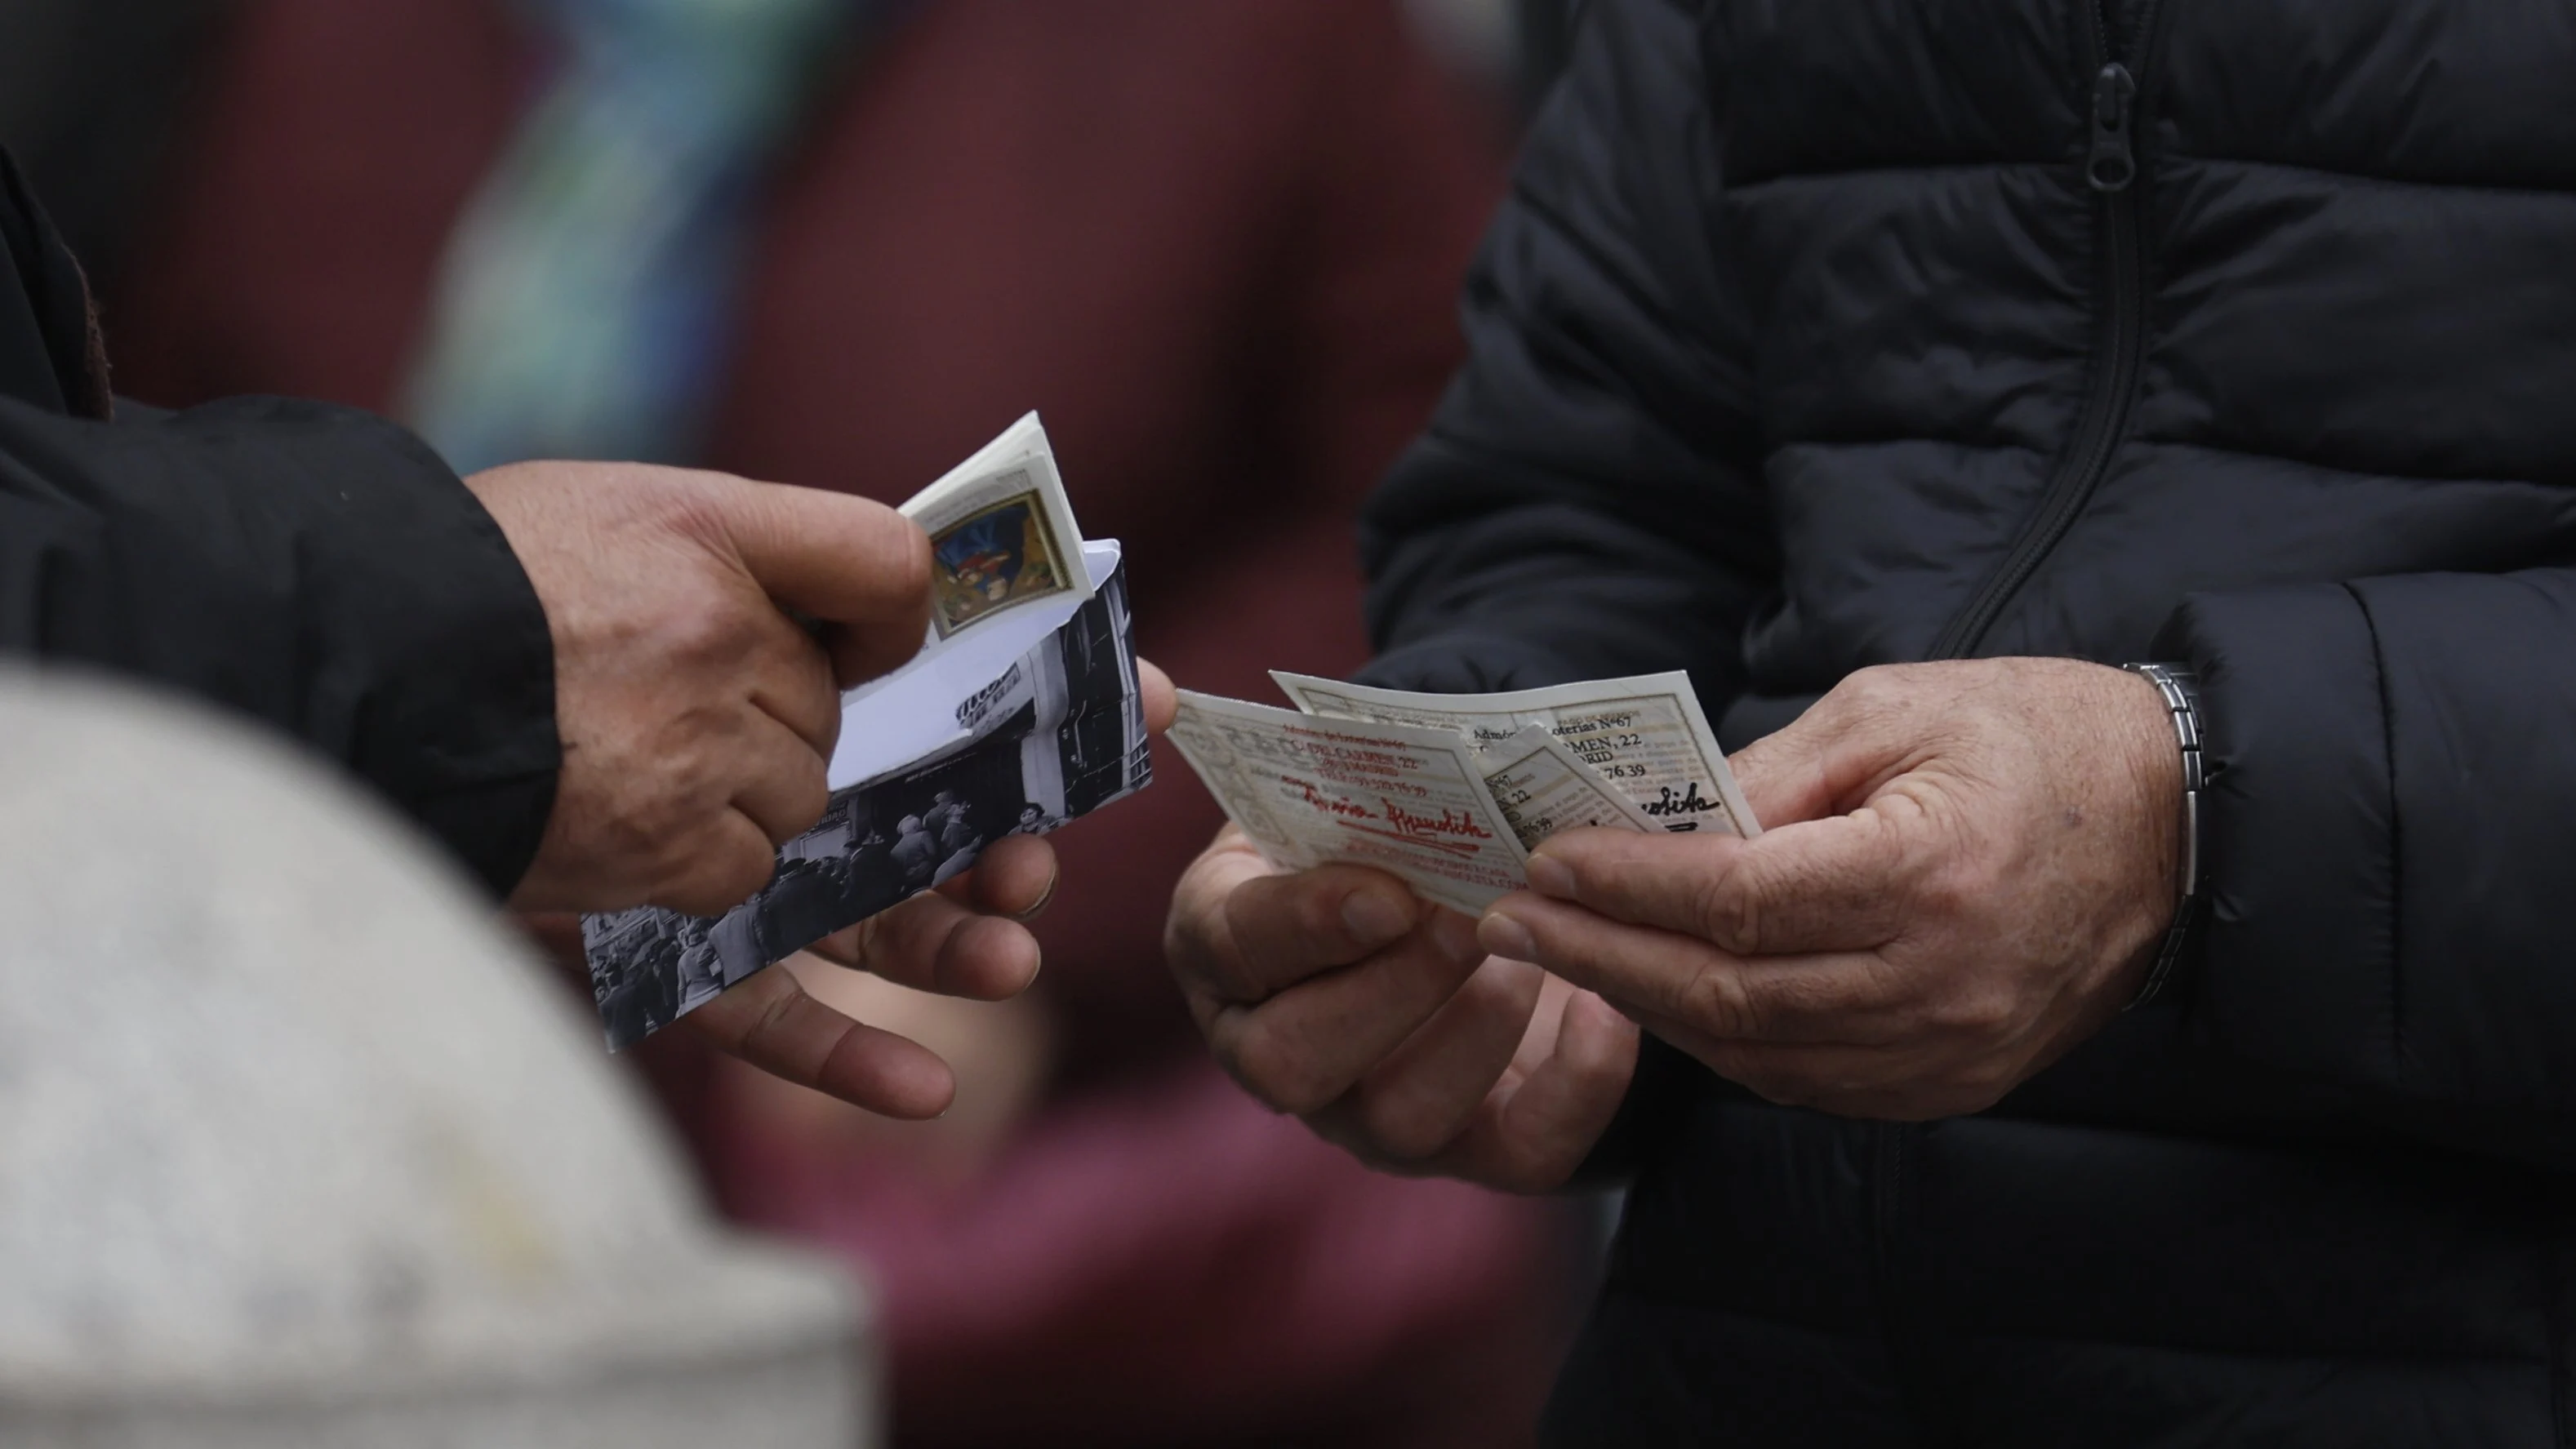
[821,887,1043,1001]
[803,835,1059,971]
[1724,722,1848,833]
[719,481,936,686]
[653,808,781,918]
[1203,909,1487,1117]
[1137,658,1178,734]
[938,832,1057,919]
[727,709,832,847]
[1215,864,1428,1004]
[682,962,956,1118]
[1724,664,1935,827]
[1439,986,1639,1192]
[1163,827,1426,1004]
[741,607,843,757]
[1316,955,1545,1162]
[1479,891,1907,1045]
[1162,829,1280,995]
[1529,807,1921,956]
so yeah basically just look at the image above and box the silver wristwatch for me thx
[2120,663,2203,1009]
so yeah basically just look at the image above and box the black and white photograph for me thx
[581,559,1151,1051]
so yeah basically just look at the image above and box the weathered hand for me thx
[1477,658,2182,1120]
[531,660,1178,1120]
[471,460,933,917]
[1165,827,1637,1190]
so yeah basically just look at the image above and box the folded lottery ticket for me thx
[1165,695,1533,913]
[1167,672,1756,915]
[581,415,1153,1050]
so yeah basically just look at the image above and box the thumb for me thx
[1137,659,1178,734]
[1725,671,1919,829]
[717,480,936,685]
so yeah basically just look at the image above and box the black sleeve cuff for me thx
[17,396,562,896]
[1564,1031,1706,1189]
[269,403,560,897]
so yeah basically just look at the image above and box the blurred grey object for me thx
[0,672,874,1447]
[1404,0,1579,112]
[0,0,227,283]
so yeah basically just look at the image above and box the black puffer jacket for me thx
[1362,0,2576,1442]
[0,149,556,895]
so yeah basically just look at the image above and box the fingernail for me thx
[1478,911,1537,962]
[1012,877,1060,922]
[1342,891,1411,945]
[1525,853,1576,899]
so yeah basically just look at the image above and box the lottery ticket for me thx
[1167,691,1530,913]
[899,411,1091,641]
[1478,725,1662,851]
[1271,670,1759,838]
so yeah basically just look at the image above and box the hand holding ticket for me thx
[581,415,1155,1051]
[1166,672,1758,912]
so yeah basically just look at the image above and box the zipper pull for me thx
[2087,62,2138,192]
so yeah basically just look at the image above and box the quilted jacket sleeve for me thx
[0,394,561,897]
[0,149,558,897]
[1357,0,1773,707]
[2161,570,2576,1167]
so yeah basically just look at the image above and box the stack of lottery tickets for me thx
[1168,673,1760,915]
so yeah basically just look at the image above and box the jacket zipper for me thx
[1924,0,2161,663]
[1874,7,2164,1433]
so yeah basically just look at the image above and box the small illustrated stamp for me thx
[927,478,1072,637]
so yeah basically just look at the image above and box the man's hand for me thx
[1478,658,2182,1120]
[1164,829,1638,1191]
[469,461,933,916]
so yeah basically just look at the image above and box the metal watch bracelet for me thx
[2120,662,2203,1010]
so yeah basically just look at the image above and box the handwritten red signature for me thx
[1381,799,1495,842]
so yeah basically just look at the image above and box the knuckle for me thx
[1288,881,1348,952]
[1680,957,1761,1038]
[670,602,760,670]
[1838,665,1905,713]
[887,522,935,604]
[1159,911,1203,980]
[779,771,830,840]
[1929,987,2018,1038]
[1693,868,1764,953]
[645,473,737,544]
[1912,860,1986,922]
[1355,1096,1452,1164]
[1228,1033,1339,1117]
[691,843,778,914]
[1162,908,1237,996]
[1269,1069,1344,1120]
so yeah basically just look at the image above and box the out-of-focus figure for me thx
[91,1,1578,1443]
